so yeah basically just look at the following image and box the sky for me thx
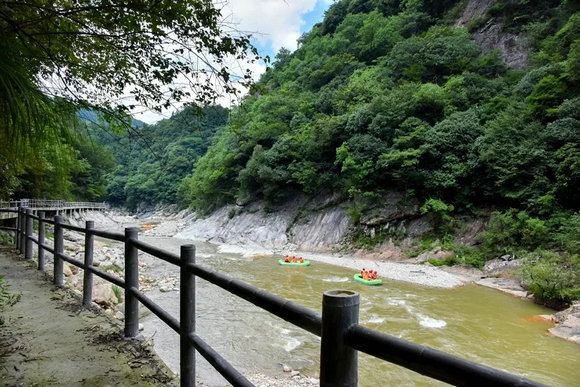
[134,0,332,124]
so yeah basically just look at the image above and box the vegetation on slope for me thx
[180,0,579,306]
[96,106,229,210]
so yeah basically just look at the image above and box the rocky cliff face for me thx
[176,194,351,251]
[175,192,426,255]
[456,0,529,68]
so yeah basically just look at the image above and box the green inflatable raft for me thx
[353,273,383,286]
[278,259,311,267]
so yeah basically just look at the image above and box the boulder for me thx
[69,264,79,275]
[64,232,83,243]
[476,277,528,298]
[549,303,580,344]
[408,249,453,264]
[483,258,521,275]
[92,279,119,308]
[359,192,419,226]
[554,302,580,324]
[63,264,73,277]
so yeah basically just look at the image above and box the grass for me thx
[427,243,486,269]
[112,285,123,303]
[406,235,434,257]
[0,230,14,245]
[100,263,123,275]
[0,274,21,325]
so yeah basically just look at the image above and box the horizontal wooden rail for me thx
[345,324,541,387]
[0,207,544,387]
[187,332,254,387]
[61,223,86,233]
[131,287,179,332]
[56,252,84,268]
[186,262,323,336]
[40,243,55,255]
[90,229,124,241]
[128,238,181,266]
[89,266,126,288]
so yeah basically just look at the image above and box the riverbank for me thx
[20,208,577,386]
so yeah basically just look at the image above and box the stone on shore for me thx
[476,277,528,298]
[92,279,119,308]
[549,302,580,344]
[63,264,73,277]
[483,257,521,275]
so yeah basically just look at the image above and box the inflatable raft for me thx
[353,273,383,286]
[278,259,311,267]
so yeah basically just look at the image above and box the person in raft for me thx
[283,255,305,263]
[361,268,379,280]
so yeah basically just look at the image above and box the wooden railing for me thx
[0,208,543,387]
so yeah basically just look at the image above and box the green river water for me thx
[139,237,579,386]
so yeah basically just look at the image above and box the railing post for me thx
[320,290,360,387]
[18,208,25,253]
[180,244,196,387]
[82,220,95,307]
[15,205,21,251]
[20,208,26,253]
[38,211,45,270]
[24,209,33,260]
[124,227,140,338]
[53,215,64,286]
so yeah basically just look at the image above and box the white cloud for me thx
[220,0,318,52]
[133,58,267,124]
[135,1,323,124]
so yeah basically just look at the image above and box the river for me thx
[133,235,580,386]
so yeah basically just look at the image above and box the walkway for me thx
[0,247,175,386]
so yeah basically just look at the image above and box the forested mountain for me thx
[0,115,116,201]
[177,0,579,305]
[97,106,229,210]
[182,0,578,215]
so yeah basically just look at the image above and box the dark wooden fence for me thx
[0,207,543,387]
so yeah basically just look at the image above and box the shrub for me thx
[483,210,549,255]
[550,212,580,255]
[420,198,455,235]
[427,243,486,269]
[0,231,13,245]
[521,250,579,309]
[451,244,486,269]
[346,202,365,225]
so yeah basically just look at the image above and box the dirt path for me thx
[0,246,176,386]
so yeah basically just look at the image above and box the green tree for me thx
[0,0,257,199]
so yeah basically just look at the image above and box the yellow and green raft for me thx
[353,273,383,286]
[278,259,311,267]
